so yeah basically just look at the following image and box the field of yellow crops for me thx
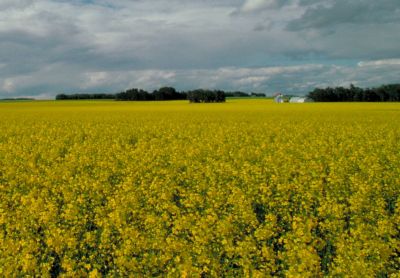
[0,99,399,277]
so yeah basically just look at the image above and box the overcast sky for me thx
[1,0,400,98]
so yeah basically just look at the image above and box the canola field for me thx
[0,99,399,277]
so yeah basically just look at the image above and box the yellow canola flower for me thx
[0,100,399,276]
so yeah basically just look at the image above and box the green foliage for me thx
[152,87,187,100]
[225,91,249,97]
[187,89,225,103]
[307,84,400,102]
[55,94,116,100]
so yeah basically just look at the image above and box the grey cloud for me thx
[0,0,399,98]
[313,23,400,60]
[0,0,302,72]
[287,0,400,31]
[358,59,400,67]
[4,62,400,98]
[0,0,33,10]
[235,0,292,14]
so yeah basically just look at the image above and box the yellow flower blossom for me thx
[0,100,399,276]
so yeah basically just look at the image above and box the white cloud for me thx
[2,79,15,92]
[0,0,399,98]
[240,0,277,12]
[0,0,33,10]
[358,59,400,67]
[82,71,109,89]
[3,62,400,98]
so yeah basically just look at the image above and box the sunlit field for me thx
[0,99,399,276]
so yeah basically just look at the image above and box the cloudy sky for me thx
[1,0,400,98]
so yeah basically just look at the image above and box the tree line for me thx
[187,89,225,103]
[115,87,187,101]
[307,84,400,102]
[224,91,266,97]
[0,98,35,101]
[55,93,116,100]
[56,87,257,102]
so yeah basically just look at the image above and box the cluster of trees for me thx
[55,93,115,100]
[115,88,226,103]
[187,89,225,103]
[0,98,35,101]
[224,91,266,97]
[115,87,187,101]
[250,92,266,97]
[225,91,248,97]
[56,87,229,102]
[307,84,400,102]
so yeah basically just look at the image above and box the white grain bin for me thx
[289,97,314,103]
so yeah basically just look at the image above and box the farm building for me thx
[274,93,284,103]
[289,97,314,103]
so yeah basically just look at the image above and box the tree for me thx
[153,87,186,100]
[306,84,400,102]
[187,89,225,103]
